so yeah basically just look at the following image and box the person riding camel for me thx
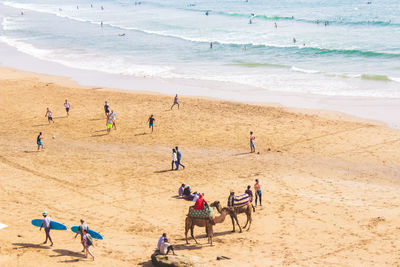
[194,194,207,210]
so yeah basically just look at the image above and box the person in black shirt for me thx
[148,114,155,133]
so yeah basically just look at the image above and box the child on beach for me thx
[82,229,95,260]
[106,115,113,134]
[37,132,44,151]
[45,108,54,124]
[170,94,179,110]
[104,101,110,116]
[64,99,70,116]
[148,114,155,133]
[110,110,117,130]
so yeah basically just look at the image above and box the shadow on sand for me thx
[13,242,50,249]
[134,132,149,136]
[91,133,108,137]
[233,152,252,156]
[154,169,174,174]
[50,249,87,258]
[24,150,40,153]
[32,124,49,127]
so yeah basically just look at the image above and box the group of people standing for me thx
[104,101,117,133]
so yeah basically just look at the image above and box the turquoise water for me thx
[0,0,399,97]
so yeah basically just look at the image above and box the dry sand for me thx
[1,66,400,266]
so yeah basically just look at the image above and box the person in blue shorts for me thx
[37,132,44,151]
[148,114,155,133]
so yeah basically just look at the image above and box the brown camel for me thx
[185,207,232,246]
[211,200,253,232]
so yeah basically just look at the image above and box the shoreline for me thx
[1,40,400,130]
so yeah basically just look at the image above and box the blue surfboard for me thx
[71,226,103,240]
[31,219,67,230]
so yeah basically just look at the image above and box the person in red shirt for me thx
[194,194,206,210]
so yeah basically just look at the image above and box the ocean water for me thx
[0,0,399,98]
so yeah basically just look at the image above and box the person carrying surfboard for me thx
[74,219,88,252]
[39,211,53,246]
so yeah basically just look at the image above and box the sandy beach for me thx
[1,66,400,266]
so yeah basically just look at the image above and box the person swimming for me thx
[205,11,209,16]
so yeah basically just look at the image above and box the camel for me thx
[185,207,232,246]
[211,200,253,232]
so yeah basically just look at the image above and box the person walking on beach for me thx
[110,110,117,130]
[254,179,262,206]
[104,101,110,116]
[64,99,70,117]
[74,219,88,252]
[82,229,95,260]
[170,94,179,110]
[172,148,177,170]
[106,115,113,134]
[39,211,53,246]
[45,108,54,124]
[250,131,255,153]
[148,114,155,133]
[175,146,185,170]
[37,132,44,151]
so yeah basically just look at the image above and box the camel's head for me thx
[210,201,220,208]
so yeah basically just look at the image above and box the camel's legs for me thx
[209,225,214,246]
[190,225,198,244]
[185,218,190,244]
[230,215,236,232]
[233,213,242,233]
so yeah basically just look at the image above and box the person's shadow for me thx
[13,242,50,249]
[50,249,86,258]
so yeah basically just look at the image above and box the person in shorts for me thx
[110,110,117,130]
[104,101,110,116]
[64,99,70,116]
[250,131,255,153]
[148,114,155,133]
[37,132,44,151]
[45,108,54,124]
[254,179,262,206]
[106,115,113,134]
[74,219,88,252]
[170,94,179,110]
[39,211,53,246]
[82,229,95,260]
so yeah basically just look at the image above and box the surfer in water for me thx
[210,42,213,49]
[40,211,53,246]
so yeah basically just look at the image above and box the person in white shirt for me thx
[157,233,166,250]
[171,149,177,170]
[39,211,53,246]
[160,238,176,255]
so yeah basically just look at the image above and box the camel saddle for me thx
[188,206,214,219]
[232,193,250,207]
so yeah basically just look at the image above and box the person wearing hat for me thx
[227,190,235,208]
[74,219,89,252]
[39,211,53,246]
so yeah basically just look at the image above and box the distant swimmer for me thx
[21,11,24,15]
[59,8,62,11]
[210,42,213,49]
[205,11,209,16]
[91,4,93,8]
[293,37,296,44]
[274,22,277,28]
[101,21,103,27]
[101,6,104,10]
[118,33,126,36]
[243,46,248,50]
[249,19,252,24]
[77,5,79,9]
[316,20,320,24]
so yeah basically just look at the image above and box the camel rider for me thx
[227,190,235,208]
[194,194,207,210]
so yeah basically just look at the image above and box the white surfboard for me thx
[0,223,8,230]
